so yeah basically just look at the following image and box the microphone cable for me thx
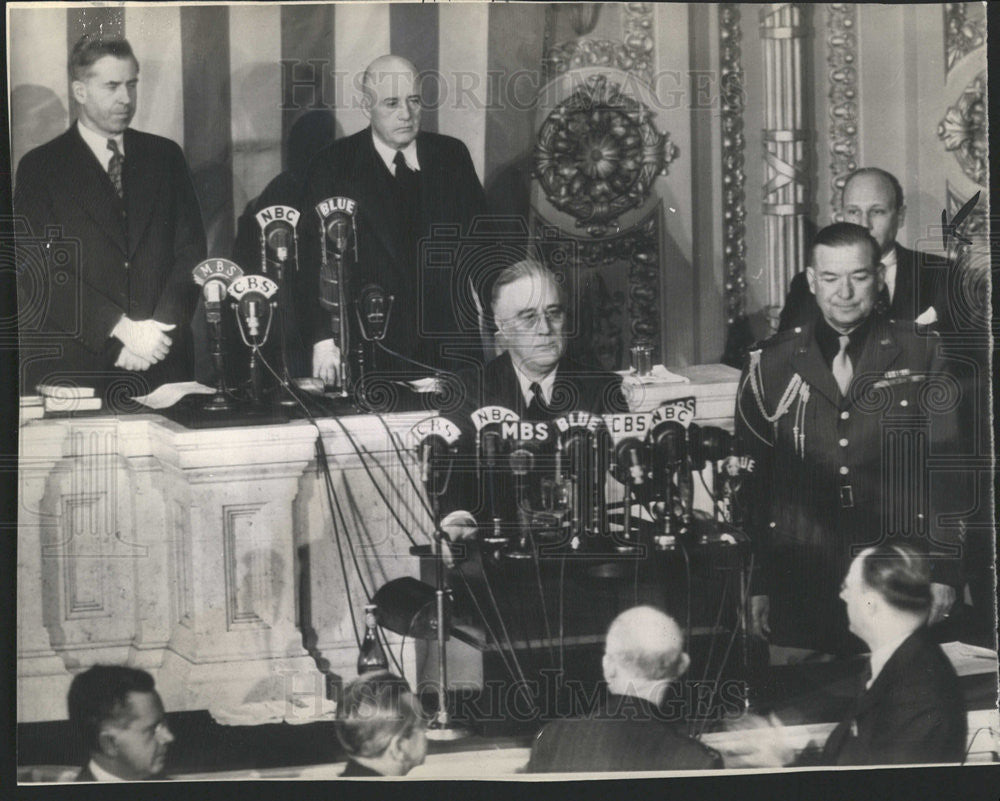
[693,552,756,740]
[369,406,536,711]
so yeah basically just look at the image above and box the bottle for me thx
[357,604,388,675]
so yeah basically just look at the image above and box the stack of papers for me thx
[36,383,101,413]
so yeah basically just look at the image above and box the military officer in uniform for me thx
[735,222,962,658]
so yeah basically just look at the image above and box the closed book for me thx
[43,396,102,413]
[36,383,96,399]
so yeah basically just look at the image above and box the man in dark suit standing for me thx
[68,665,175,781]
[526,606,722,773]
[299,54,486,385]
[14,36,205,398]
[778,168,947,332]
[737,223,962,659]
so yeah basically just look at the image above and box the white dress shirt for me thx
[512,360,557,406]
[85,759,126,782]
[371,131,420,175]
[77,120,125,171]
[881,245,898,302]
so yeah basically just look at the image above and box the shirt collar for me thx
[511,358,558,405]
[866,630,912,690]
[86,759,126,782]
[370,130,419,175]
[814,312,874,367]
[77,120,125,170]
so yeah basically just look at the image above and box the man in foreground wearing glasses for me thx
[68,665,175,781]
[465,258,627,421]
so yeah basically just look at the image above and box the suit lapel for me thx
[62,127,127,254]
[790,323,841,407]
[889,245,915,319]
[123,129,166,258]
[354,129,404,265]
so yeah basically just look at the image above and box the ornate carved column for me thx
[719,4,747,330]
[759,4,811,330]
[826,4,859,216]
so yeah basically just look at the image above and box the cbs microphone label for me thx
[408,416,462,448]
[228,275,279,300]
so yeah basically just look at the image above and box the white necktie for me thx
[832,335,852,395]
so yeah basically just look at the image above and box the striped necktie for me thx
[107,138,124,198]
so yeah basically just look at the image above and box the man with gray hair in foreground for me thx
[336,671,428,777]
[526,606,722,773]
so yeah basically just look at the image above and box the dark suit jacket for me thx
[439,351,627,522]
[735,315,963,653]
[75,765,97,782]
[777,245,948,333]
[14,124,206,396]
[298,127,486,372]
[526,694,722,773]
[822,629,967,765]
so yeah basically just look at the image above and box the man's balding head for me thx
[603,606,689,700]
[362,55,421,150]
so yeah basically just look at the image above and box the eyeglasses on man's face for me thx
[502,304,567,330]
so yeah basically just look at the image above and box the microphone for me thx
[324,213,353,258]
[229,274,279,402]
[229,275,279,347]
[650,420,686,476]
[691,425,733,466]
[509,445,535,477]
[316,197,360,394]
[256,206,300,274]
[192,258,245,411]
[356,284,394,342]
[614,437,648,486]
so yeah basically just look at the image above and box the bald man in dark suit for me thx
[14,36,205,399]
[298,55,486,384]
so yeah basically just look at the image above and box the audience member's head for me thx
[67,665,174,780]
[336,671,427,776]
[602,606,690,705]
[491,259,568,379]
[361,54,421,150]
[806,222,885,333]
[841,167,905,257]
[840,543,932,649]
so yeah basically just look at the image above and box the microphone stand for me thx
[423,448,469,741]
[263,243,297,405]
[202,312,233,412]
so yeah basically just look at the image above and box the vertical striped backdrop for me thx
[9,2,546,259]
